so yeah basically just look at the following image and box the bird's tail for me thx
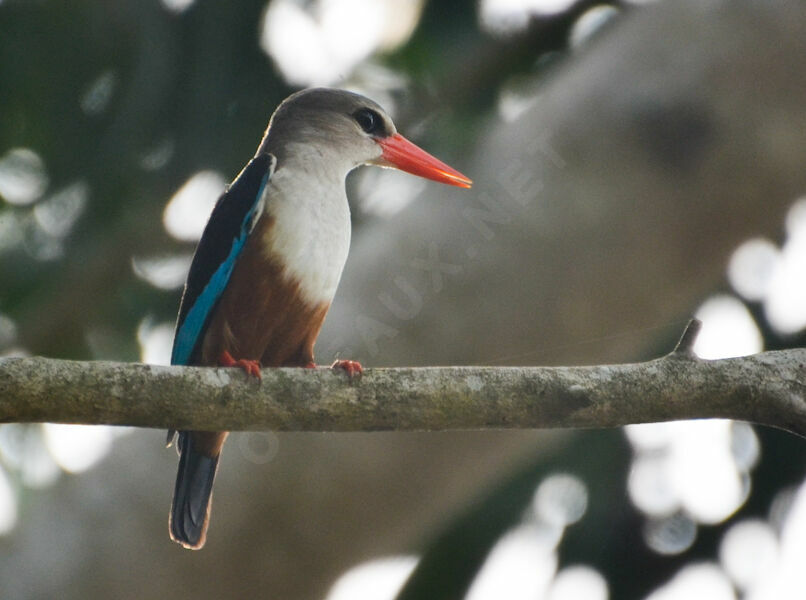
[169,431,221,550]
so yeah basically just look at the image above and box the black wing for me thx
[171,152,276,365]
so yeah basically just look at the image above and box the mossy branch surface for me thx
[0,322,804,436]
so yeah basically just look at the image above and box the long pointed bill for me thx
[375,134,472,188]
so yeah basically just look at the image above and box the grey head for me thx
[256,88,473,189]
[257,88,397,175]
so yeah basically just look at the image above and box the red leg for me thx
[331,359,363,378]
[219,350,262,379]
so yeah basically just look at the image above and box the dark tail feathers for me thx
[169,432,219,550]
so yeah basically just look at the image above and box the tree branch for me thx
[0,321,804,436]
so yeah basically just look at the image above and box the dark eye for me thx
[354,108,383,135]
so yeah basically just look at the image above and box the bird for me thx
[167,87,472,550]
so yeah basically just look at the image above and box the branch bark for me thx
[1,322,804,437]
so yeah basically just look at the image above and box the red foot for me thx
[331,359,363,378]
[219,350,262,379]
[304,362,317,369]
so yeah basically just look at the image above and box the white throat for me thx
[261,160,352,305]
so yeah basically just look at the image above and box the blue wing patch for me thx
[171,153,276,366]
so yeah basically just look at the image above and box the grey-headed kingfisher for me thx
[167,88,472,549]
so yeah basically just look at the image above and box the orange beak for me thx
[376,133,472,189]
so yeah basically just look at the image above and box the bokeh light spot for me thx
[163,170,225,242]
[730,422,759,472]
[746,481,806,599]
[627,419,757,543]
[727,237,780,302]
[140,137,175,172]
[569,5,619,48]
[132,254,192,290]
[0,148,48,206]
[646,563,736,600]
[720,519,778,592]
[137,318,175,365]
[497,77,542,122]
[625,422,674,451]
[693,295,762,359]
[546,565,608,600]
[0,466,18,535]
[768,486,797,533]
[43,424,115,474]
[466,525,558,600]
[260,0,422,87]
[33,181,89,238]
[764,199,806,335]
[0,425,61,490]
[0,314,17,350]
[668,420,744,524]
[325,556,418,600]
[784,197,806,237]
[161,0,195,13]
[354,167,426,217]
[0,209,24,253]
[533,472,588,526]
[80,70,118,115]
[480,0,578,35]
[628,454,679,517]
[26,219,65,261]
[644,513,697,555]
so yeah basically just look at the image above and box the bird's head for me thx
[260,88,472,188]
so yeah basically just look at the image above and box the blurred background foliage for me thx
[1,0,806,598]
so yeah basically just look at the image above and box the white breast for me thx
[262,166,352,306]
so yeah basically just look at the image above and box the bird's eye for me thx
[354,108,383,135]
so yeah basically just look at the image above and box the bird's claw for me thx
[331,359,363,378]
[219,350,262,380]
